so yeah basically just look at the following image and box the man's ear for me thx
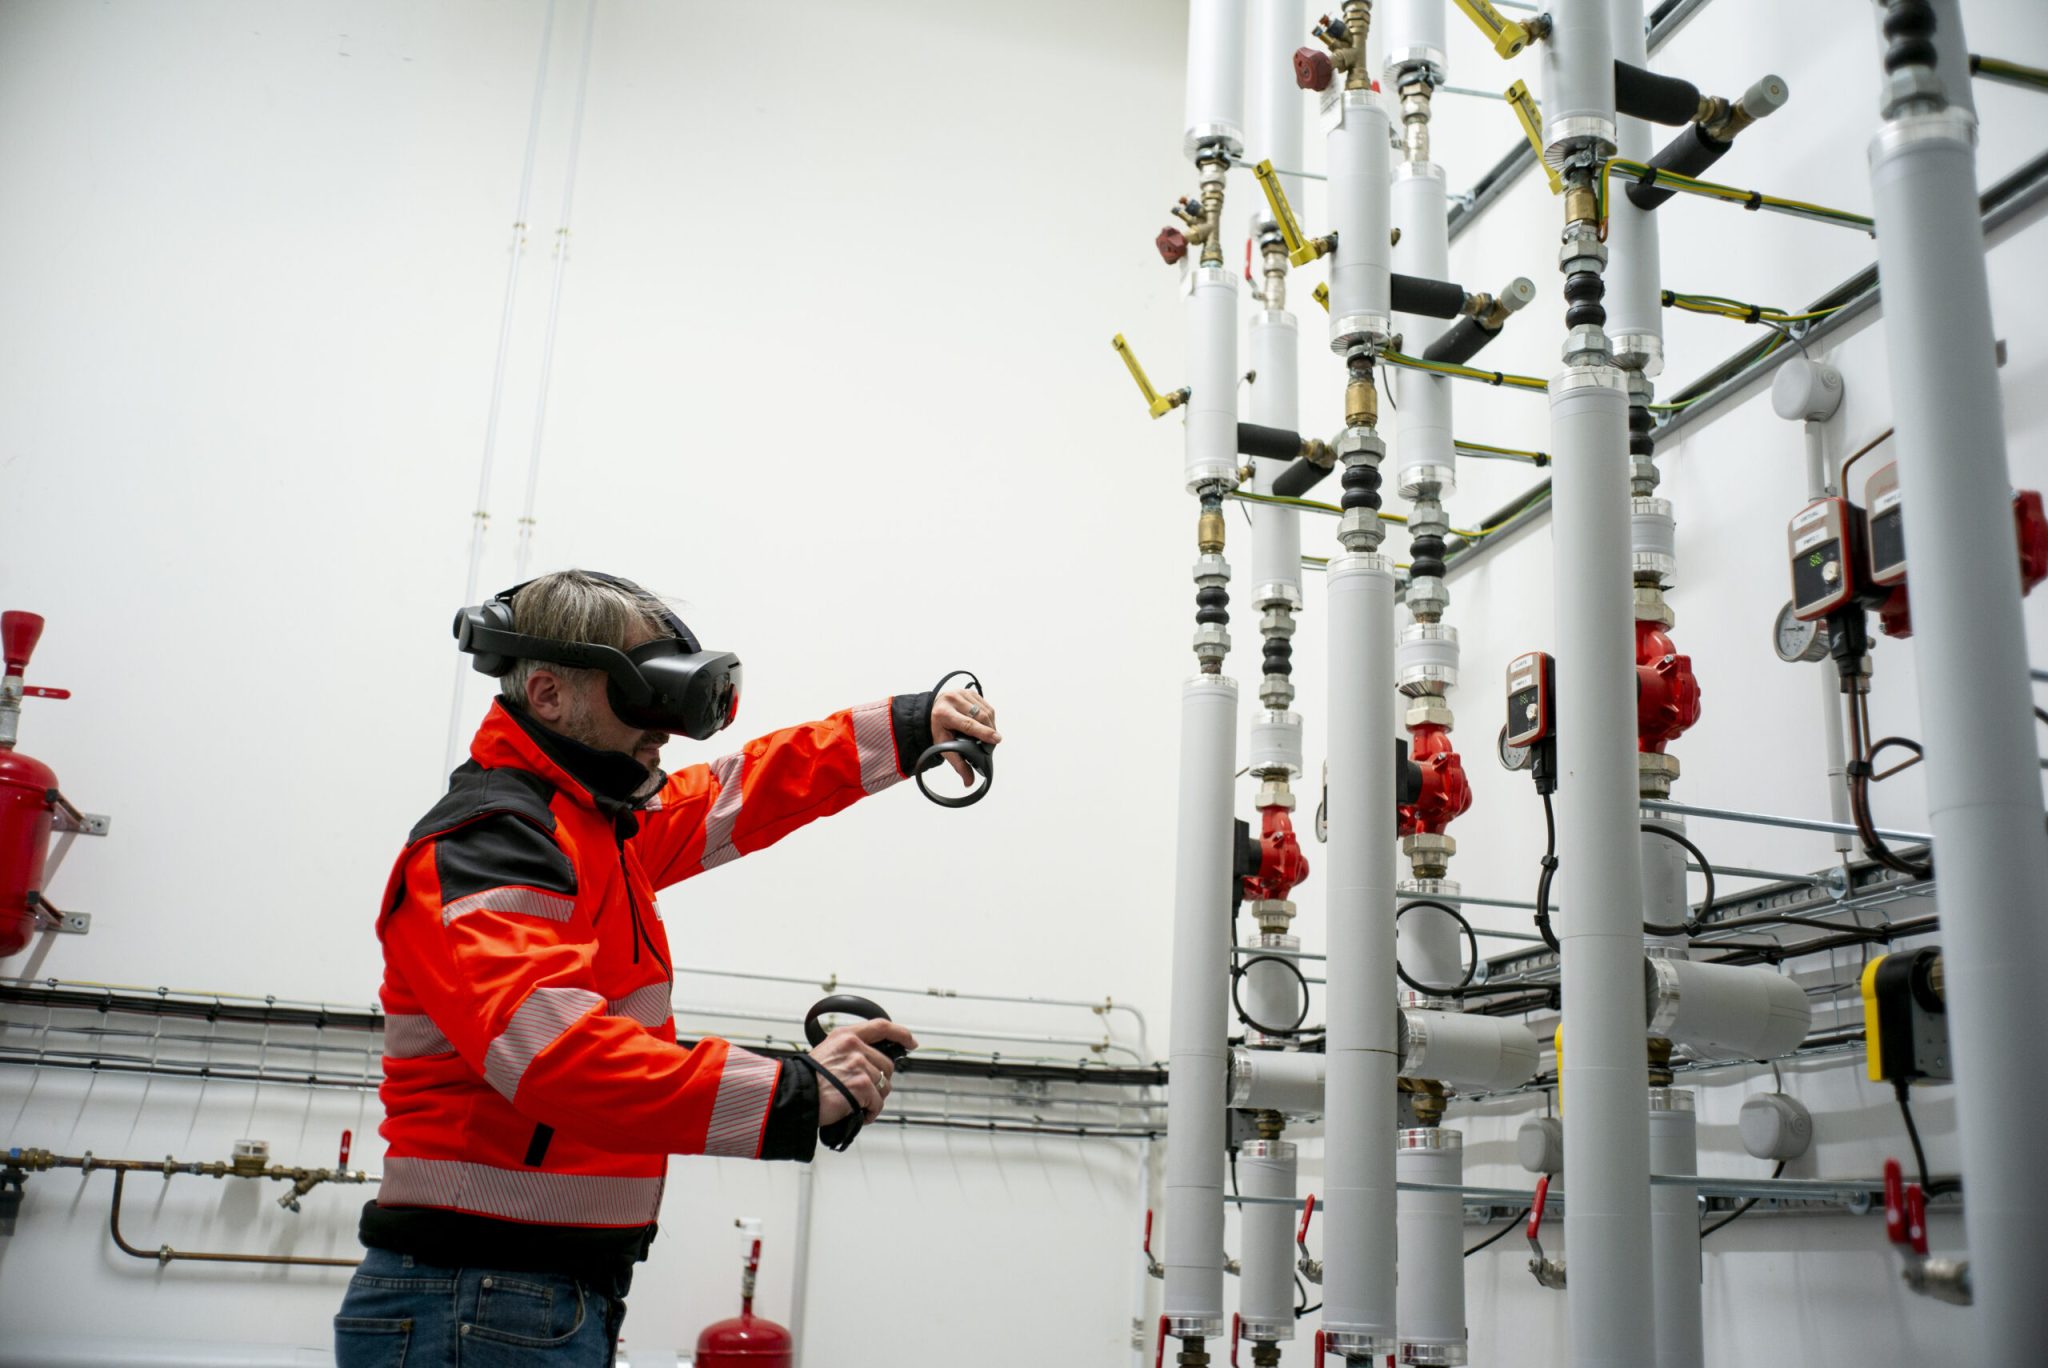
[525,668,567,724]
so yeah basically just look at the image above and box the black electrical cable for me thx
[1463,1208,1530,1257]
[1394,898,1481,996]
[1639,821,1719,938]
[1891,1078,1960,1196]
[1698,1160,1787,1239]
[1533,793,1562,952]
[1295,1272,1321,1319]
[1845,691,1934,880]
[1230,953,1313,1038]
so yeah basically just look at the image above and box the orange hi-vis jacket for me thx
[364,693,928,1287]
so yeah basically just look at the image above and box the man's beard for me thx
[560,691,667,784]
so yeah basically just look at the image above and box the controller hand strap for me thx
[787,1054,869,1152]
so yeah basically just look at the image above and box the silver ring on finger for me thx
[967,704,982,720]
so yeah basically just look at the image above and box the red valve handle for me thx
[1144,1207,1154,1256]
[1298,1192,1318,1246]
[1314,1329,1327,1361]
[21,686,69,700]
[1244,238,1254,284]
[1905,1182,1929,1257]
[1526,1175,1551,1239]
[1231,1311,1242,1368]
[1155,1315,1169,1368]
[338,1130,352,1169]
[1883,1158,1907,1246]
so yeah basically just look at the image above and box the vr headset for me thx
[452,574,742,740]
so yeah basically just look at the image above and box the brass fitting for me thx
[1299,436,1333,469]
[1399,78,1433,164]
[1647,1036,1675,1088]
[1255,1109,1286,1142]
[1316,2,1374,89]
[1197,160,1229,268]
[1399,1077,1449,1127]
[1345,374,1378,429]
[1564,182,1598,228]
[1197,507,1227,555]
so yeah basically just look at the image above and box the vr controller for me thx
[803,994,908,1151]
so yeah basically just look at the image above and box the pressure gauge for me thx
[1498,723,1532,772]
[1772,600,1830,663]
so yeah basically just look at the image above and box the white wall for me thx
[5,0,2047,1364]
[0,1,1189,1363]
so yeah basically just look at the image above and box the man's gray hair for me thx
[500,570,676,703]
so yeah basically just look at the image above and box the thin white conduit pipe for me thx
[443,0,559,777]
[789,1162,815,1368]
[512,0,601,580]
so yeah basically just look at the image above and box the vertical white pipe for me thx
[1383,0,1447,78]
[1184,0,1249,159]
[1163,675,1241,1342]
[1323,552,1399,1361]
[1238,1141,1299,1345]
[1395,1130,1466,1366]
[511,0,601,580]
[1326,91,1393,352]
[1395,893,1464,996]
[789,1160,814,1368]
[1639,813,1689,938]
[1249,313,1303,594]
[1604,0,1662,376]
[1868,30,2048,1353]
[442,0,558,777]
[1391,166,1456,498]
[1251,0,1306,219]
[1541,0,1617,153]
[1550,366,1654,1368]
[1647,1092,1702,1368]
[1187,270,1243,493]
[1801,422,1855,854]
[1131,1137,1155,1368]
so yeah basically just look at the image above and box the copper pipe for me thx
[108,1169,361,1269]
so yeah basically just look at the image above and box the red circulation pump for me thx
[1634,620,1702,754]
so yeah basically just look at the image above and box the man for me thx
[334,569,1001,1366]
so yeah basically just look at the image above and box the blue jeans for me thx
[334,1248,625,1368]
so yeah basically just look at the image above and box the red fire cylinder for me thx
[1,612,59,960]
[695,1228,793,1368]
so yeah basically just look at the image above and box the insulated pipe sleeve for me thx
[1622,124,1731,210]
[1243,936,1306,1046]
[1871,91,2048,1361]
[1322,553,1400,1359]
[1327,90,1394,351]
[1612,60,1701,127]
[1645,956,1812,1061]
[1239,422,1305,462]
[1393,165,1457,499]
[1383,0,1448,80]
[1639,815,1689,938]
[1238,1141,1300,1344]
[1550,366,1655,1368]
[1251,0,1307,210]
[1542,0,1618,157]
[1399,1009,1542,1091]
[1395,890,1466,997]
[1183,0,1247,160]
[1395,1130,1467,1367]
[1421,316,1493,367]
[1187,267,1242,492]
[1390,273,1468,321]
[1230,1047,1327,1114]
[1272,457,1334,498]
[1162,674,1240,1338]
[1607,9,1665,374]
[1647,1092,1703,1368]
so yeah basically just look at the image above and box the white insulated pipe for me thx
[1550,365,1654,1368]
[1870,77,2048,1357]
[1801,422,1854,853]
[1604,0,1663,375]
[1231,1046,1328,1114]
[1238,1140,1300,1344]
[1396,1129,1467,1367]
[1163,675,1241,1340]
[1184,0,1248,160]
[1383,0,1448,79]
[1243,934,1305,1045]
[1396,885,1465,998]
[1646,956,1812,1062]
[1251,0,1306,216]
[1639,813,1689,938]
[1647,1091,1703,1368]
[1327,90,1394,353]
[1400,1009,1542,1092]
[1187,268,1243,493]
[1249,312,1304,601]
[1540,0,1618,157]
[1322,552,1400,1360]
[1391,166,1457,498]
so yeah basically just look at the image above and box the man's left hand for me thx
[930,689,1002,788]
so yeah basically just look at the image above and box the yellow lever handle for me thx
[1254,160,1330,269]
[1506,81,1563,194]
[1112,334,1187,419]
[1454,0,1539,59]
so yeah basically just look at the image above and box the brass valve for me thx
[1111,335,1188,419]
[1346,373,1378,430]
[1197,506,1227,555]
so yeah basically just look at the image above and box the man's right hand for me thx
[809,1018,919,1128]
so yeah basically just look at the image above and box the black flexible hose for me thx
[1394,898,1481,997]
[1639,821,1719,938]
[1230,953,1312,1037]
[1613,59,1703,126]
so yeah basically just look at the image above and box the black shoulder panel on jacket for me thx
[435,813,579,904]
[408,761,559,846]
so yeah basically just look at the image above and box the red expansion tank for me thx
[1,612,67,959]
[695,1222,793,1368]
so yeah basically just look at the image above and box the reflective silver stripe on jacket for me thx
[383,1014,454,1058]
[703,1047,781,1158]
[850,699,900,795]
[441,886,577,927]
[699,752,747,871]
[606,981,674,1029]
[483,986,602,1101]
[379,1157,662,1226]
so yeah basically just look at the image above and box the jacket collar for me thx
[472,699,664,814]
